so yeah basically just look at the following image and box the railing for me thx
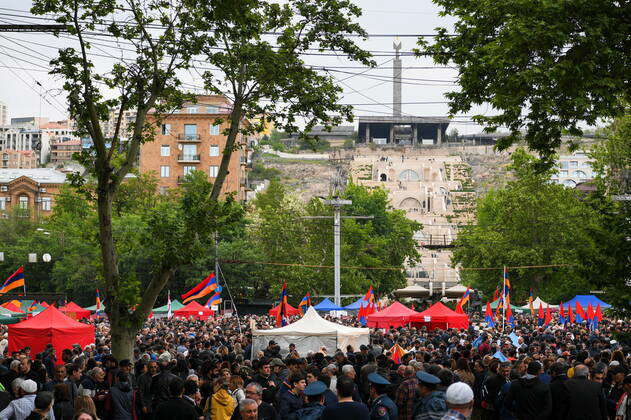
[177,134,201,141]
[177,154,200,162]
[177,176,188,184]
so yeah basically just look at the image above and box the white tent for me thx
[519,297,558,310]
[394,285,430,298]
[251,307,369,358]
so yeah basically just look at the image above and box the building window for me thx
[184,166,196,176]
[19,195,28,210]
[184,124,197,140]
[209,124,220,135]
[209,145,220,157]
[41,197,52,211]
[187,106,198,114]
[559,161,568,169]
[161,124,171,135]
[0,199,5,211]
[209,165,219,178]
[560,170,568,177]
[206,106,219,113]
[160,165,170,178]
[160,145,170,157]
[569,161,578,168]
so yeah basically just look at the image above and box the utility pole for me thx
[303,198,373,307]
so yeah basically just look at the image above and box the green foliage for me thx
[421,0,630,161]
[453,148,609,303]
[248,163,283,182]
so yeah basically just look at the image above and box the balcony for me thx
[177,134,201,142]
[177,176,189,184]
[177,154,201,163]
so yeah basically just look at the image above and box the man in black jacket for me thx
[151,354,179,412]
[548,361,568,419]
[503,361,552,420]
[154,378,198,420]
[562,364,607,420]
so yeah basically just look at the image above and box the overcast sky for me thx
[0,0,496,134]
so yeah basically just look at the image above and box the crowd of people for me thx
[0,309,629,420]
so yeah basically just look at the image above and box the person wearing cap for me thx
[615,374,631,420]
[0,379,40,420]
[440,382,474,420]
[367,372,397,420]
[412,371,446,420]
[287,381,326,420]
[502,361,551,419]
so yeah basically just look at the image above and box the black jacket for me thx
[150,370,179,409]
[549,374,568,419]
[562,377,607,420]
[154,397,198,420]
[503,376,552,420]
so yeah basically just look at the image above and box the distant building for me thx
[50,138,82,165]
[357,116,450,146]
[287,125,355,147]
[0,101,7,126]
[102,109,137,139]
[1,150,38,169]
[10,116,49,129]
[551,151,594,188]
[0,127,50,165]
[140,95,249,201]
[0,168,67,218]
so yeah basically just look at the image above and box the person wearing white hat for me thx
[0,379,49,420]
[440,382,474,420]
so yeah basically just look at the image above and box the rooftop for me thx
[357,116,451,124]
[0,168,68,184]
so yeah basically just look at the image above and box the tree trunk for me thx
[109,308,137,361]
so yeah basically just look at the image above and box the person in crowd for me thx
[52,383,74,420]
[25,391,53,420]
[153,378,198,420]
[440,382,474,420]
[106,371,133,420]
[396,365,418,420]
[0,379,39,420]
[210,378,236,420]
[368,372,398,419]
[235,399,257,420]
[413,372,447,420]
[502,361,551,419]
[563,364,608,420]
[288,380,327,420]
[276,373,304,418]
[322,376,370,420]
[73,396,98,420]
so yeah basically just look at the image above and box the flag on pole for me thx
[167,290,172,319]
[544,305,552,326]
[495,296,503,319]
[182,273,218,303]
[593,304,602,330]
[559,302,566,325]
[537,303,545,326]
[455,287,471,314]
[0,267,25,295]
[364,286,375,304]
[298,293,311,315]
[484,302,495,327]
[575,302,586,323]
[505,303,514,327]
[503,268,511,302]
[205,286,223,308]
[276,282,289,327]
[587,303,595,328]
[492,287,500,302]
[96,289,102,315]
[389,344,406,365]
[528,289,534,316]
[358,303,367,326]
[568,305,574,324]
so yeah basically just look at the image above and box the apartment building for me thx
[1,150,38,169]
[139,95,249,201]
[0,168,67,218]
[550,151,594,188]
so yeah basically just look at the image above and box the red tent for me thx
[173,301,214,320]
[59,302,91,320]
[268,303,301,317]
[366,301,420,328]
[8,306,94,364]
[40,302,49,307]
[410,302,469,330]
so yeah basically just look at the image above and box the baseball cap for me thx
[445,382,474,405]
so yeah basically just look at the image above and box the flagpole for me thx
[501,266,506,332]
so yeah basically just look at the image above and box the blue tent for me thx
[313,298,345,311]
[344,297,369,310]
[563,295,611,309]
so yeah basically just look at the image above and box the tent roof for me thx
[254,306,369,337]
[393,285,430,298]
[519,297,558,310]
[489,299,522,311]
[9,306,92,330]
[268,303,301,316]
[85,304,107,312]
[445,284,469,293]
[563,295,611,309]
[153,300,184,313]
[0,306,17,316]
[60,302,89,312]
[174,300,213,314]
[413,302,469,320]
[368,301,420,320]
[343,297,369,310]
[313,298,344,311]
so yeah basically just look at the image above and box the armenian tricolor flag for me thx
[505,303,514,327]
[492,287,499,302]
[528,289,534,316]
[575,302,586,323]
[537,303,545,326]
[205,286,223,308]
[182,273,218,303]
[276,282,289,327]
[389,344,406,365]
[484,302,495,327]
[456,287,472,310]
[95,289,102,315]
[503,268,511,302]
[0,267,25,295]
[364,286,375,304]
[298,293,311,315]
[559,301,566,325]
[544,305,552,326]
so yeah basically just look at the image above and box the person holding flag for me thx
[298,293,311,315]
[181,273,218,303]
[0,267,25,295]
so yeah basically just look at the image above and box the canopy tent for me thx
[85,303,107,313]
[393,285,430,298]
[519,297,558,311]
[313,298,345,311]
[366,301,420,328]
[444,284,470,298]
[489,299,523,312]
[173,301,214,320]
[40,302,49,307]
[8,306,94,363]
[153,300,184,314]
[59,302,91,320]
[410,302,469,330]
[252,306,369,357]
[268,303,301,317]
[563,295,611,309]
[343,297,370,311]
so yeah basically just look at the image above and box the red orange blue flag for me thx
[0,267,25,295]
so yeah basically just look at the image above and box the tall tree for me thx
[420,0,630,161]
[452,149,609,302]
[186,0,373,201]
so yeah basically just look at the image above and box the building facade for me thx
[0,169,67,218]
[0,128,50,165]
[357,116,450,146]
[1,150,38,169]
[0,101,7,126]
[139,95,249,201]
[550,151,594,188]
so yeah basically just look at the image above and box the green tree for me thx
[452,149,608,302]
[420,0,630,160]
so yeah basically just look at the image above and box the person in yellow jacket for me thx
[209,378,236,420]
